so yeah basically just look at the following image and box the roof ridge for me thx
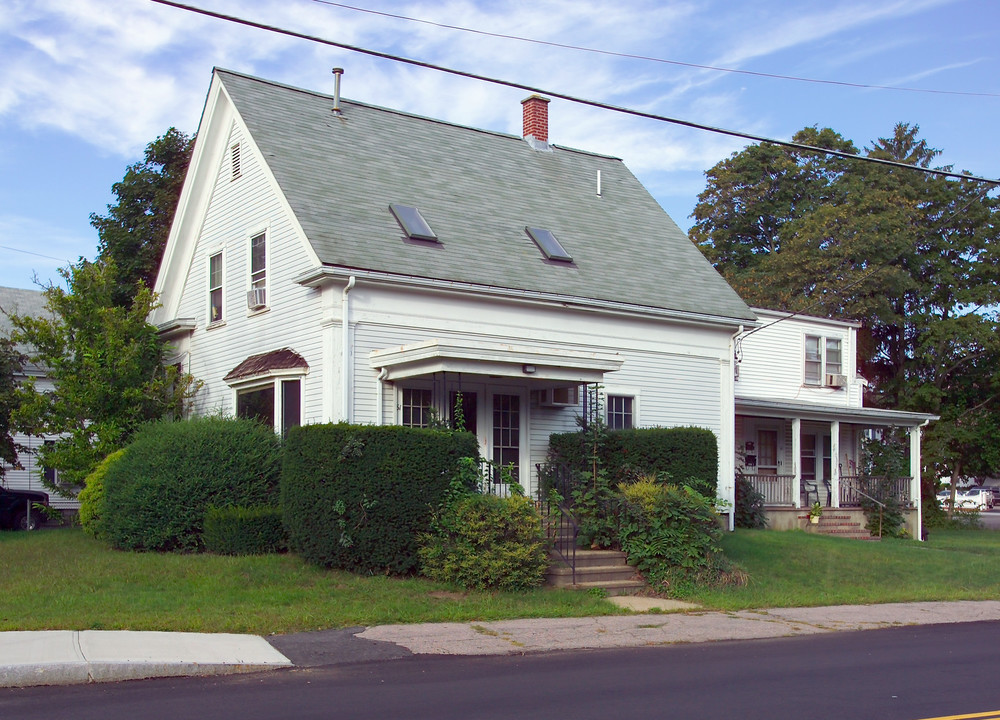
[214,68,622,161]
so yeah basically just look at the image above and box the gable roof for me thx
[213,70,754,323]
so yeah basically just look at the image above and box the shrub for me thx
[102,417,282,552]
[617,479,738,592]
[734,474,768,529]
[281,424,478,574]
[203,505,287,555]
[78,449,126,540]
[419,489,548,592]
[549,426,719,498]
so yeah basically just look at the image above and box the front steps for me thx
[545,548,646,596]
[804,512,879,540]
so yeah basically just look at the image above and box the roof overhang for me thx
[370,339,624,383]
[736,396,938,427]
[156,318,197,340]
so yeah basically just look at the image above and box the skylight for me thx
[389,204,438,242]
[525,227,572,262]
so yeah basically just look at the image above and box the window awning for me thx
[224,348,309,385]
[736,396,937,427]
[370,339,623,383]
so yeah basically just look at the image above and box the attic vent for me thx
[389,204,438,242]
[525,227,572,262]
[230,142,242,180]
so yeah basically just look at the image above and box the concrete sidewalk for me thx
[5,600,1000,688]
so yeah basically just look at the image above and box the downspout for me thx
[342,276,356,422]
[375,367,388,426]
[726,324,745,531]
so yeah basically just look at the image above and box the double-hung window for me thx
[804,335,843,386]
[209,252,223,323]
[249,231,267,308]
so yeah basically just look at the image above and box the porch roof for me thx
[370,338,623,383]
[736,396,938,427]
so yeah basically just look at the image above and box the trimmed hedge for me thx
[281,424,478,574]
[102,417,282,552]
[78,449,127,540]
[203,505,287,555]
[418,492,548,592]
[548,426,719,498]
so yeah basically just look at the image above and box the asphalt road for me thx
[4,621,1000,720]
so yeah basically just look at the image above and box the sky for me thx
[0,0,997,290]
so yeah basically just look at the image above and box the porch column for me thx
[830,419,841,508]
[791,417,802,508]
[910,424,923,540]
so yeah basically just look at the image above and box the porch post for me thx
[830,419,841,508]
[791,417,802,508]
[910,424,923,540]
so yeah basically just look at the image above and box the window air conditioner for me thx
[825,373,847,388]
[536,386,579,407]
[246,287,267,310]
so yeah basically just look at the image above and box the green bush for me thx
[419,490,548,592]
[203,505,287,555]
[102,417,282,552]
[281,424,478,574]
[78,449,126,540]
[734,474,768,529]
[617,478,736,592]
[549,426,719,498]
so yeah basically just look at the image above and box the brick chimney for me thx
[521,95,550,147]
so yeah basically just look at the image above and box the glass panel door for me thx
[492,393,520,487]
[757,430,778,475]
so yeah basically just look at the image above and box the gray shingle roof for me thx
[219,70,754,322]
[0,286,48,338]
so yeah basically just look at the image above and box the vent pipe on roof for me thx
[521,94,551,151]
[332,67,344,115]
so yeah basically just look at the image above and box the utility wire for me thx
[1,245,73,263]
[150,0,1000,186]
[310,0,1000,99]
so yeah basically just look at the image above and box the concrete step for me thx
[550,549,629,568]
[559,579,648,597]
[546,564,639,585]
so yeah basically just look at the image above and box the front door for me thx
[445,383,526,494]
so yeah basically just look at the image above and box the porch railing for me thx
[839,475,912,507]
[535,462,578,585]
[742,474,796,506]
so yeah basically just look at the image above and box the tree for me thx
[91,128,193,307]
[691,122,1000,485]
[9,260,198,490]
[0,336,25,478]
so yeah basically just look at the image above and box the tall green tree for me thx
[691,122,1000,485]
[9,260,198,490]
[0,336,25,477]
[91,128,193,307]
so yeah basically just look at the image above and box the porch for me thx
[741,473,913,508]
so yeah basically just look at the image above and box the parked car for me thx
[0,485,50,530]
[964,487,994,510]
[938,487,992,511]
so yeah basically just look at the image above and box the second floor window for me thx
[250,232,267,298]
[805,335,842,385]
[209,252,223,323]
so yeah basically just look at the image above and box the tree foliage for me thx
[692,123,1000,483]
[0,336,26,477]
[8,260,198,490]
[91,128,193,307]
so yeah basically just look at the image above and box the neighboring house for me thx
[150,69,756,506]
[735,308,936,535]
[0,286,78,514]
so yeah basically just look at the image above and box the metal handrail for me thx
[536,462,579,585]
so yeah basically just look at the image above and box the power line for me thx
[150,0,1000,187]
[1,245,73,263]
[310,0,1000,100]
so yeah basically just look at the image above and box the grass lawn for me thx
[3,526,999,633]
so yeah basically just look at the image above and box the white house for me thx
[734,308,936,535]
[150,69,756,504]
[0,286,79,514]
